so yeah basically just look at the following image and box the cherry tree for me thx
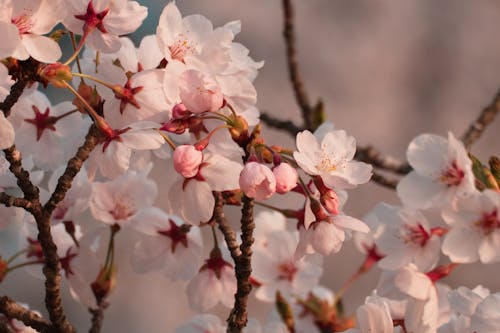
[0,1,499,333]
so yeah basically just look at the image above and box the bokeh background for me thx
[2,0,500,331]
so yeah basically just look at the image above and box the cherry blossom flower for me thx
[179,70,223,114]
[0,0,63,62]
[343,295,402,333]
[442,189,500,264]
[252,230,323,302]
[294,129,372,190]
[0,64,14,102]
[397,132,475,209]
[273,162,298,194]
[63,0,147,53]
[253,210,287,249]
[0,112,14,150]
[131,209,203,281]
[166,152,242,224]
[470,292,500,332]
[90,170,157,227]
[9,90,90,170]
[374,204,441,272]
[85,121,164,179]
[239,162,276,200]
[173,145,203,178]
[186,248,236,312]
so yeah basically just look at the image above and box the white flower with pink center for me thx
[63,0,147,53]
[374,204,441,272]
[90,170,157,227]
[442,189,500,264]
[10,90,90,170]
[131,209,203,281]
[397,132,475,209]
[0,0,63,62]
[85,121,164,179]
[93,59,168,129]
[186,248,236,312]
[174,314,226,333]
[166,152,242,225]
[0,64,14,102]
[252,230,323,302]
[293,129,372,190]
[179,70,223,114]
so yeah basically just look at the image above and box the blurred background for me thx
[2,0,500,331]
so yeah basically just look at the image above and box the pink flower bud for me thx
[273,163,298,194]
[172,103,190,119]
[239,162,276,200]
[320,189,340,215]
[179,70,223,113]
[173,145,203,178]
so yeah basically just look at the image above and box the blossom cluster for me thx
[0,1,499,332]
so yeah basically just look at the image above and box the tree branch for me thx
[370,172,399,190]
[227,195,255,333]
[355,146,411,175]
[461,87,500,149]
[282,0,315,130]
[88,300,108,333]
[44,124,100,214]
[0,192,33,210]
[0,296,51,333]
[214,192,241,262]
[260,113,302,136]
[3,146,40,203]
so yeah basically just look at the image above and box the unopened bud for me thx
[72,82,101,114]
[273,163,298,194]
[320,189,340,215]
[161,119,188,134]
[38,63,72,88]
[275,291,295,331]
[173,145,203,178]
[228,115,249,147]
[91,265,117,302]
[172,103,190,119]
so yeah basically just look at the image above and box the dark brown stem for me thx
[89,300,108,333]
[214,192,241,262]
[0,296,51,333]
[282,0,314,130]
[371,171,399,190]
[227,195,255,333]
[44,124,100,214]
[461,87,500,149]
[260,113,302,136]
[3,146,40,203]
[0,192,33,210]
[0,79,29,118]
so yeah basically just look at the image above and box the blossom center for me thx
[476,210,500,235]
[114,79,144,114]
[108,194,135,221]
[440,160,464,186]
[169,35,195,63]
[400,223,430,247]
[60,247,78,278]
[24,105,58,141]
[74,0,109,33]
[277,261,298,282]
[11,14,34,35]
[158,220,191,253]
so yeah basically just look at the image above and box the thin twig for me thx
[0,296,51,333]
[227,195,255,333]
[0,192,33,210]
[355,146,411,175]
[3,146,40,203]
[461,87,500,149]
[260,113,302,136]
[89,300,108,333]
[44,124,100,214]
[282,0,314,130]
[214,192,241,262]
[370,172,398,190]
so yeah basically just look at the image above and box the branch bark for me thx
[227,195,255,333]
[214,192,241,263]
[88,300,108,333]
[461,87,500,149]
[0,296,51,333]
[0,192,33,210]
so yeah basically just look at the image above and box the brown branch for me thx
[0,296,51,333]
[355,146,411,175]
[3,146,40,203]
[260,113,302,136]
[214,192,241,262]
[461,87,500,149]
[0,192,33,210]
[227,195,255,333]
[44,124,100,214]
[0,79,29,118]
[371,172,398,190]
[282,0,315,130]
[88,300,108,333]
